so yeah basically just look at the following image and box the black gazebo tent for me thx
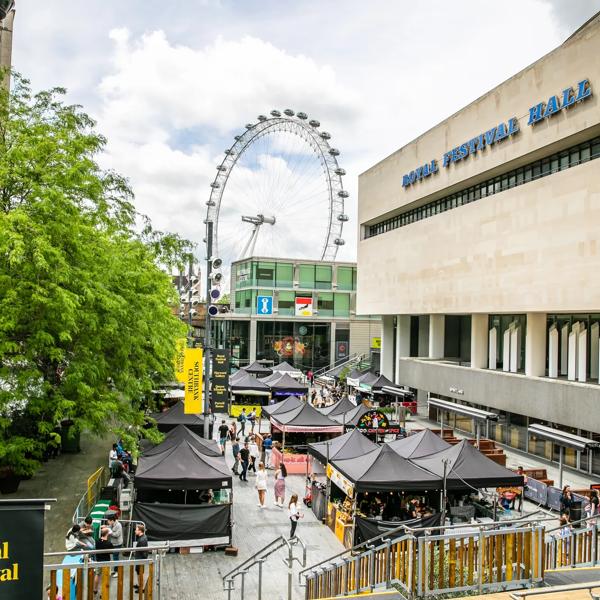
[270,402,343,433]
[412,439,524,490]
[243,361,273,377]
[151,401,207,437]
[318,396,356,416]
[143,424,221,458]
[272,361,302,377]
[388,429,451,459]
[308,428,377,464]
[369,374,397,392]
[330,402,370,426]
[229,371,271,395]
[268,373,308,397]
[261,395,302,418]
[133,435,232,544]
[331,444,442,492]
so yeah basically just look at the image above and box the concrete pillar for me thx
[0,9,15,89]
[249,318,257,362]
[428,314,445,359]
[395,315,411,383]
[329,321,337,368]
[381,315,394,379]
[471,314,488,369]
[525,313,546,377]
[418,316,429,357]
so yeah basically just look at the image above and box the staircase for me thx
[313,353,368,380]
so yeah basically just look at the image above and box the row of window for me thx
[234,261,357,291]
[234,290,352,317]
[365,136,600,238]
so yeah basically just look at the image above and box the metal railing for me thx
[72,466,110,523]
[45,543,168,600]
[313,353,365,378]
[223,535,307,600]
[544,513,600,570]
[303,521,546,599]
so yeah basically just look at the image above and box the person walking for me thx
[229,421,237,441]
[239,442,250,482]
[107,515,123,576]
[248,436,259,474]
[133,524,149,593]
[108,444,118,469]
[263,434,273,469]
[255,462,268,508]
[560,485,574,517]
[93,527,113,594]
[231,437,241,476]
[288,494,303,538]
[274,463,287,507]
[218,419,229,455]
[238,408,247,436]
[248,409,256,434]
[513,466,528,512]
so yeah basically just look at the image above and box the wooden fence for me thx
[305,524,545,599]
[544,521,600,570]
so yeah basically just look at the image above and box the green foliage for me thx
[0,74,190,475]
[217,293,230,305]
[338,365,351,382]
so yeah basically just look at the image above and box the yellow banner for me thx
[174,338,187,383]
[183,347,203,414]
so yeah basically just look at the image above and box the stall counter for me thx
[271,447,310,475]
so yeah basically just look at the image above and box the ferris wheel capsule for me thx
[334,238,346,246]
[329,148,340,156]
[296,112,308,119]
[337,214,349,222]
[210,182,221,189]
[335,168,346,176]
[320,131,331,140]
[270,110,281,117]
[225,149,235,156]
[257,115,267,121]
[245,123,254,129]
[309,119,320,128]
[284,109,295,116]
[217,165,227,172]
[337,190,349,198]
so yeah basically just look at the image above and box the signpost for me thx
[211,349,230,412]
[183,347,203,414]
[0,499,53,600]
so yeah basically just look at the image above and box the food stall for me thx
[228,371,271,417]
[150,400,211,438]
[243,361,273,377]
[317,396,356,416]
[388,428,450,459]
[271,360,303,379]
[267,372,308,397]
[270,402,343,474]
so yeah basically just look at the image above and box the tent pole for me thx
[282,429,286,452]
[559,445,564,489]
[476,421,481,449]
[440,410,444,439]
[325,442,331,524]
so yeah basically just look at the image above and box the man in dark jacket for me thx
[133,524,149,592]
[239,442,250,482]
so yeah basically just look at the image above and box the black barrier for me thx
[524,477,548,505]
[354,513,442,545]
[310,483,327,521]
[0,499,53,600]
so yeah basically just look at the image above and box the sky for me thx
[11,0,600,265]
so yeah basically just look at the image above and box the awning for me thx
[388,429,451,459]
[527,424,600,452]
[270,402,343,433]
[307,428,377,464]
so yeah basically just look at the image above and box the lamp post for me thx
[203,221,214,440]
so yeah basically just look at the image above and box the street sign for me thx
[211,349,230,412]
[336,341,348,360]
[256,295,273,315]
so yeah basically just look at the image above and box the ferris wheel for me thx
[205,109,349,284]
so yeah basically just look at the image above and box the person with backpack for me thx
[218,419,229,455]
[237,408,247,436]
[248,409,256,434]
[231,437,241,475]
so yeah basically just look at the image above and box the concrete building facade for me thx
[357,14,600,474]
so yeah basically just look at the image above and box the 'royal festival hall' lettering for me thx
[401,78,592,189]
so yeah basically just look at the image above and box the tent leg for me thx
[282,430,286,452]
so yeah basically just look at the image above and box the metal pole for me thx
[559,445,564,490]
[324,442,331,524]
[476,420,481,449]
[288,543,293,600]
[440,409,444,438]
[441,458,448,528]
[203,221,213,440]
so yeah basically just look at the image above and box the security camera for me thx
[190,309,198,317]
[212,258,222,269]
[191,299,199,306]
[191,276,199,284]
[211,272,223,283]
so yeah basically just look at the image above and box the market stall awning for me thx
[331,444,442,492]
[143,424,222,458]
[230,371,271,396]
[308,428,377,464]
[330,402,370,426]
[261,395,303,418]
[355,371,379,391]
[229,369,247,384]
[270,402,343,433]
[135,439,232,490]
[318,396,356,416]
[150,401,205,434]
[267,373,308,397]
[272,361,303,377]
[260,371,285,386]
[243,361,273,376]
[388,429,451,459]
[345,368,368,388]
[412,439,524,490]
[368,374,397,392]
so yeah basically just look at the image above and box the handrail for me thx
[546,511,599,533]
[313,353,365,377]
[44,543,169,559]
[222,535,289,581]
[300,513,553,579]
[510,580,600,598]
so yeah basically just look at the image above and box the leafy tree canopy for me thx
[0,75,193,475]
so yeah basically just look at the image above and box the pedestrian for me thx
[133,524,149,593]
[239,442,250,482]
[218,419,229,455]
[229,421,237,441]
[106,515,123,576]
[238,408,247,436]
[65,524,88,552]
[255,462,268,508]
[248,436,259,474]
[108,444,118,469]
[248,408,256,434]
[307,369,313,384]
[263,434,273,469]
[513,466,528,512]
[274,463,287,507]
[288,494,303,538]
[560,485,573,517]
[231,437,241,475]
[93,526,113,593]
[78,516,96,550]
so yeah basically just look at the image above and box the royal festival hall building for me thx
[357,14,600,475]
[212,257,381,373]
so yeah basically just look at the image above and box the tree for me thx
[0,75,192,476]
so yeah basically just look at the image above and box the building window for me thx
[337,266,353,291]
[317,292,334,316]
[315,265,332,290]
[299,264,315,289]
[276,262,293,288]
[334,293,350,317]
[277,291,295,316]
[365,134,600,239]
[255,261,275,286]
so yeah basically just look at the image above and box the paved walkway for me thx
[160,416,344,600]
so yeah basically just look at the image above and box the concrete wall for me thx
[398,357,600,433]
[350,320,381,357]
[357,15,600,316]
